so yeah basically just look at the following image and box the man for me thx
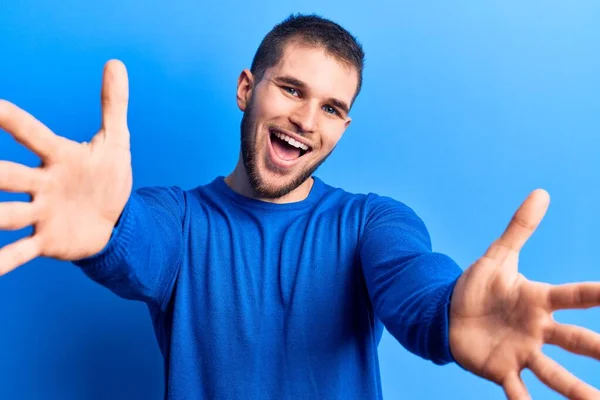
[0,13,598,400]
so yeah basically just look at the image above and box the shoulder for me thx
[317,178,422,223]
[315,178,429,238]
[364,192,423,225]
[131,184,189,218]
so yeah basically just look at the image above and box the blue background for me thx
[1,1,599,399]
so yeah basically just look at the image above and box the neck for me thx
[224,154,314,204]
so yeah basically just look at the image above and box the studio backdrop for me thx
[1,1,599,399]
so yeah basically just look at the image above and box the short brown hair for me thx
[250,13,365,107]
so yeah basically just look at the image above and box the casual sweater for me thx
[73,176,463,399]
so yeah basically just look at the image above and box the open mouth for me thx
[269,129,312,161]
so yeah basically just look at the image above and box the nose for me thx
[289,101,318,134]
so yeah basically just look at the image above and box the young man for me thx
[0,13,599,400]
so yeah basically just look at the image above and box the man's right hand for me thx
[0,59,133,275]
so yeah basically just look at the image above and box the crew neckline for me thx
[210,175,327,211]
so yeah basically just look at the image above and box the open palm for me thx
[449,189,600,399]
[0,60,132,274]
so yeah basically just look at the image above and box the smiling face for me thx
[235,41,358,200]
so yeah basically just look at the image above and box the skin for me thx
[0,48,599,399]
[225,41,354,203]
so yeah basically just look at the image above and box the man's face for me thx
[237,41,358,199]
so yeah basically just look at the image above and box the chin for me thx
[250,167,308,199]
[241,133,327,200]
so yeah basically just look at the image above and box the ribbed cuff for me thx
[428,275,461,365]
[72,195,138,272]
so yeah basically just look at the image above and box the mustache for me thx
[265,123,306,137]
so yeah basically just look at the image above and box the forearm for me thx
[368,252,462,365]
[73,186,185,309]
[359,193,464,365]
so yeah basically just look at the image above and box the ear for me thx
[236,69,254,112]
[344,117,352,130]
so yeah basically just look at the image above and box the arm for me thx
[73,185,186,310]
[0,60,184,312]
[359,194,463,365]
[362,189,600,399]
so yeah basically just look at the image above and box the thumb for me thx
[100,59,130,147]
[496,188,550,254]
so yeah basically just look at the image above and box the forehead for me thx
[266,42,358,105]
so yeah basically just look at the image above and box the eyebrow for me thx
[273,75,350,116]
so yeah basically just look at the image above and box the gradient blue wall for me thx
[1,1,599,399]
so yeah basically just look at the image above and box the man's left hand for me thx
[449,189,600,400]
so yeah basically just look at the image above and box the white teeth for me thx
[273,131,309,151]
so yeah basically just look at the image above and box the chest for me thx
[178,206,372,342]
[194,210,361,296]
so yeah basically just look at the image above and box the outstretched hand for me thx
[449,189,600,399]
[0,60,133,275]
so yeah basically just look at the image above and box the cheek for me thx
[256,89,290,117]
[319,125,345,150]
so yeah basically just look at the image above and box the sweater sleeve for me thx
[72,185,186,310]
[359,193,463,365]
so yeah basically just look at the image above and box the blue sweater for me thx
[74,176,463,399]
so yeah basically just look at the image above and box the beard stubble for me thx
[240,96,333,199]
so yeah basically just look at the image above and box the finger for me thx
[0,161,42,193]
[528,351,600,400]
[546,323,600,360]
[487,189,550,257]
[101,59,130,145]
[0,100,66,161]
[548,282,600,310]
[502,372,531,400]
[0,201,39,230]
[0,236,41,275]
